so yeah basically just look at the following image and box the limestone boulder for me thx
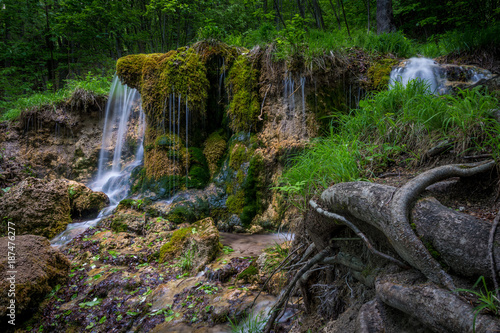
[0,177,109,239]
[0,235,70,325]
[159,217,220,272]
[0,177,71,238]
[64,179,109,219]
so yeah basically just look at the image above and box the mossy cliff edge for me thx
[116,41,377,229]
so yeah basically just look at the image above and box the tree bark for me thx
[376,273,500,333]
[376,0,396,34]
[317,181,500,281]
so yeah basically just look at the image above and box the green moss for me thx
[166,205,196,224]
[189,147,208,165]
[228,144,248,170]
[110,217,128,233]
[188,165,210,189]
[226,55,261,132]
[367,58,399,91]
[116,54,148,90]
[155,134,176,148]
[117,199,135,210]
[203,131,227,176]
[226,190,246,214]
[159,227,192,263]
[239,155,264,226]
[237,263,259,282]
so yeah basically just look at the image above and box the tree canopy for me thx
[0,0,498,102]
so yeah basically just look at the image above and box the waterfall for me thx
[51,76,145,247]
[389,57,441,94]
[388,57,493,95]
[92,76,143,206]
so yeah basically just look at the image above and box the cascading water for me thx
[389,57,493,94]
[389,57,442,93]
[51,76,145,247]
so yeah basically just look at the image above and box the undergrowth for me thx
[226,22,500,64]
[278,80,500,210]
[0,72,112,121]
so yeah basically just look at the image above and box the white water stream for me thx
[389,57,493,94]
[51,76,144,247]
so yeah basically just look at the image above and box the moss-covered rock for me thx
[65,180,109,219]
[0,235,70,322]
[226,55,261,132]
[367,58,399,91]
[236,262,259,283]
[159,217,219,272]
[203,131,227,176]
[116,54,149,90]
[0,177,72,239]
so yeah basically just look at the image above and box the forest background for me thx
[0,0,499,117]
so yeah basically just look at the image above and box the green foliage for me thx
[226,55,261,133]
[176,248,195,272]
[228,310,267,333]
[1,73,112,121]
[279,80,500,210]
[222,245,234,254]
[455,276,500,333]
[358,31,415,58]
[159,227,192,263]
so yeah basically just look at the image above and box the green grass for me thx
[224,22,500,67]
[0,72,112,121]
[278,80,500,209]
[455,276,500,333]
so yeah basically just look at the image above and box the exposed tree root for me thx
[376,273,500,333]
[310,199,408,269]
[263,247,331,333]
[355,299,386,333]
[489,211,500,300]
[320,161,496,289]
[285,161,500,332]
[389,160,495,289]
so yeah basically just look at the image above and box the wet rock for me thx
[0,235,70,324]
[248,225,264,234]
[64,179,109,219]
[0,177,109,238]
[0,177,72,238]
[159,217,220,272]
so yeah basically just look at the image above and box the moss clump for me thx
[226,190,246,214]
[188,165,210,189]
[240,155,264,226]
[116,54,148,90]
[203,131,227,176]
[110,217,128,233]
[237,263,259,282]
[159,227,192,263]
[155,134,176,148]
[228,143,248,170]
[226,55,261,132]
[368,58,399,91]
[166,205,196,224]
[186,147,210,188]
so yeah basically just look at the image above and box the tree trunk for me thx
[328,0,342,30]
[376,0,396,34]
